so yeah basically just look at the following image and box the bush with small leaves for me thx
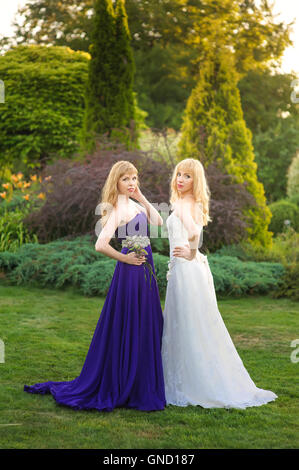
[269,199,299,235]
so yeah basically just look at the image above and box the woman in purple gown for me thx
[24,161,166,412]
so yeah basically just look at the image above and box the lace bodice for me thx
[166,212,202,256]
[166,211,209,281]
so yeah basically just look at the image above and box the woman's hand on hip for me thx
[173,244,193,261]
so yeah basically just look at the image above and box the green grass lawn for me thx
[0,283,298,449]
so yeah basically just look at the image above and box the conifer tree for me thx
[81,0,136,151]
[178,48,272,248]
[110,0,137,144]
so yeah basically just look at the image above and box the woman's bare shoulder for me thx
[131,199,147,214]
[109,204,128,227]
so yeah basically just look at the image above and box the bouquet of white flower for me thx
[122,235,157,288]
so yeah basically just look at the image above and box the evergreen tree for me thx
[111,0,137,144]
[81,0,137,152]
[178,48,272,248]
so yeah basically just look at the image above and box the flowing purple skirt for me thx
[24,212,166,412]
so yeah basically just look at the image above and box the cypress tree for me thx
[111,0,137,144]
[178,48,272,248]
[81,0,137,152]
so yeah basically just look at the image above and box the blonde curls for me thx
[99,161,139,226]
[170,158,212,226]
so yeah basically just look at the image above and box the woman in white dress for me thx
[161,158,277,409]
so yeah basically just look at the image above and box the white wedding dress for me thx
[161,211,278,409]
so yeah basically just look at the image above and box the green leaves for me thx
[0,45,89,169]
[0,208,38,253]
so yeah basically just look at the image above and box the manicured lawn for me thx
[0,283,298,449]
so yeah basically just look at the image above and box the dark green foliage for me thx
[114,0,136,124]
[0,45,90,170]
[289,194,299,207]
[271,261,299,301]
[214,228,299,301]
[238,69,299,202]
[133,44,195,130]
[213,243,256,262]
[0,236,108,293]
[249,121,299,203]
[81,0,137,151]
[0,194,28,215]
[269,200,299,235]
[208,255,285,298]
[80,259,117,296]
[0,251,19,271]
[150,237,170,257]
[0,237,285,298]
[0,208,39,252]
[215,229,299,264]
[152,253,168,297]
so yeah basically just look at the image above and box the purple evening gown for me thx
[24,211,166,412]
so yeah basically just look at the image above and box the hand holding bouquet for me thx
[122,235,157,288]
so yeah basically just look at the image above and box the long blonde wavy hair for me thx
[99,160,139,227]
[170,158,212,226]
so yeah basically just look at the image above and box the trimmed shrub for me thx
[214,228,299,300]
[0,45,90,170]
[215,228,299,265]
[80,259,117,296]
[0,236,100,289]
[271,261,299,301]
[207,254,285,298]
[269,199,299,234]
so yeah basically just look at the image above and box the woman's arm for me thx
[131,187,163,226]
[173,236,200,261]
[95,208,146,265]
